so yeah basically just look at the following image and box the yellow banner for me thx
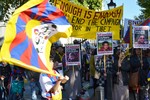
[54,0,123,40]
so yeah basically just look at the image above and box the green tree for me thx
[71,0,103,11]
[137,0,150,19]
[0,0,28,21]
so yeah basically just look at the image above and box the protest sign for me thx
[97,32,113,55]
[54,0,123,40]
[65,44,81,66]
[133,26,149,48]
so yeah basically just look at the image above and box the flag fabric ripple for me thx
[1,0,72,75]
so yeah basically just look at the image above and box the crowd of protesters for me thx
[0,40,150,100]
[47,40,150,100]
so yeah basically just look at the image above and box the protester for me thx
[9,66,26,100]
[82,49,90,81]
[65,40,82,100]
[0,62,12,99]
[53,42,64,63]
[146,49,150,67]
[50,44,56,60]
[99,41,112,51]
[130,48,149,100]
[89,45,98,90]
[145,49,150,99]
[105,55,114,100]
[112,51,130,100]
[0,73,6,100]
[39,59,69,100]
[26,70,41,100]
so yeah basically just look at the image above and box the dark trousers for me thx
[0,87,6,100]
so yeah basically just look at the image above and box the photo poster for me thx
[94,55,103,68]
[65,44,81,66]
[97,32,113,55]
[133,26,149,48]
[120,43,129,52]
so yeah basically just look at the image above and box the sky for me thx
[103,0,142,20]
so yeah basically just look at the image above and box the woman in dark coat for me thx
[130,48,149,100]
[112,51,130,100]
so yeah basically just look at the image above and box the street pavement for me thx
[23,82,68,100]
[23,81,134,100]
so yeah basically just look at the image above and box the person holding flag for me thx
[39,59,69,100]
[0,0,72,99]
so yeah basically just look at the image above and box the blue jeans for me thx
[9,93,22,100]
[30,81,41,100]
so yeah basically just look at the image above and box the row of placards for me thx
[64,25,149,66]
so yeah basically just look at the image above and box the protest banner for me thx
[65,44,81,66]
[97,32,113,55]
[133,26,149,48]
[54,0,123,40]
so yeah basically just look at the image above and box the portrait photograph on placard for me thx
[65,44,81,66]
[133,26,149,48]
[97,32,113,55]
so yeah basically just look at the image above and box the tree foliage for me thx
[137,0,150,19]
[0,0,28,21]
[71,0,103,11]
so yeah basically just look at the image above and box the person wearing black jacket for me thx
[112,51,130,100]
[130,48,149,100]
[0,62,11,99]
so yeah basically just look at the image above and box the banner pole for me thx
[104,55,106,72]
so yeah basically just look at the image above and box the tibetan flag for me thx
[139,17,150,26]
[123,24,133,48]
[123,27,130,43]
[1,0,72,75]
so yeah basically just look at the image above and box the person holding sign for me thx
[112,51,130,100]
[99,41,112,51]
[130,48,149,100]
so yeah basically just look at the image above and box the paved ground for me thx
[23,81,135,100]
[23,82,68,100]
